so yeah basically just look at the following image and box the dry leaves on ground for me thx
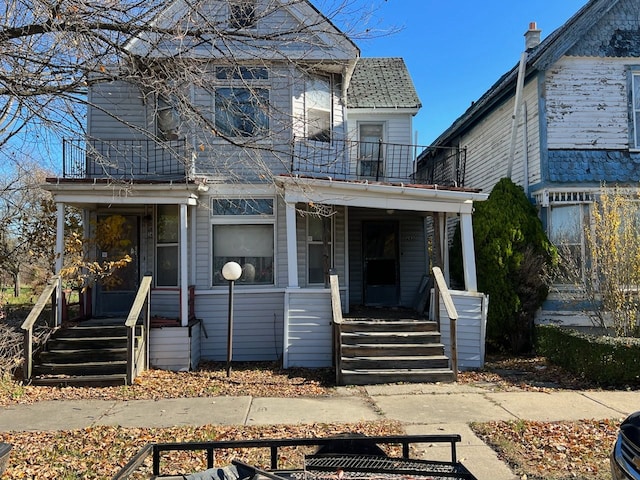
[471,419,620,480]
[0,421,405,479]
[0,362,337,406]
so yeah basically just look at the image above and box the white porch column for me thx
[180,203,189,326]
[460,211,478,292]
[55,203,65,325]
[285,201,299,288]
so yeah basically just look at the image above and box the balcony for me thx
[291,138,466,186]
[62,136,466,187]
[63,137,189,180]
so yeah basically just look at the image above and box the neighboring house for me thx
[43,0,488,379]
[417,0,640,327]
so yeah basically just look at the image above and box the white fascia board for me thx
[347,107,421,116]
[45,183,199,205]
[276,177,486,214]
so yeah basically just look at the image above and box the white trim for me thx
[286,202,299,288]
[180,204,189,327]
[56,203,65,325]
[460,212,478,292]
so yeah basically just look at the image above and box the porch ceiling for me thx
[276,176,488,214]
[44,180,199,207]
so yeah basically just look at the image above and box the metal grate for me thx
[302,454,476,480]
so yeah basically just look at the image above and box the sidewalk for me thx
[1,383,637,480]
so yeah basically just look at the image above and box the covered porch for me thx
[276,175,489,374]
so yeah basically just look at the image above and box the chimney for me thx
[524,22,541,49]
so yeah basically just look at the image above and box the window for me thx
[548,204,588,285]
[307,207,333,284]
[229,0,256,29]
[211,197,275,286]
[214,67,269,138]
[631,70,640,149]
[156,205,179,286]
[215,88,269,137]
[156,96,181,140]
[358,123,384,177]
[306,76,332,142]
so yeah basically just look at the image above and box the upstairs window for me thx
[229,0,257,29]
[215,88,269,137]
[214,66,269,138]
[306,76,332,142]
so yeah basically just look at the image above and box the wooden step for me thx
[341,355,450,370]
[341,343,445,357]
[39,347,129,363]
[341,368,456,385]
[33,360,127,377]
[341,331,441,344]
[30,373,128,387]
[341,321,437,333]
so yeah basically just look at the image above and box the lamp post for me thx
[222,261,242,377]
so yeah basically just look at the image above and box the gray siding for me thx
[149,326,192,371]
[89,80,148,138]
[196,290,284,361]
[285,289,333,367]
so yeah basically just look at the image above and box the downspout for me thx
[523,102,529,196]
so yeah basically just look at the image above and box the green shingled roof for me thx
[347,57,421,110]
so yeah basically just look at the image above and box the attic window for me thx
[229,0,256,29]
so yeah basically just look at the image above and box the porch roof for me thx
[44,178,199,207]
[275,175,488,214]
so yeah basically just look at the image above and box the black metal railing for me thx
[291,137,430,184]
[415,145,467,187]
[63,137,189,179]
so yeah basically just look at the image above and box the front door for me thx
[363,221,400,306]
[94,215,140,317]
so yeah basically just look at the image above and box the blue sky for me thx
[354,0,588,145]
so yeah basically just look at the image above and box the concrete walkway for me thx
[1,383,636,480]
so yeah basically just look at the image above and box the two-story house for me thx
[418,0,640,327]
[41,0,488,385]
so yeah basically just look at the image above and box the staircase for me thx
[30,318,139,386]
[338,311,455,385]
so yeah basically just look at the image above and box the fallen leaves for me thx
[0,421,405,479]
[0,362,336,406]
[471,419,619,480]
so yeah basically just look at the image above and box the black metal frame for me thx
[113,434,477,480]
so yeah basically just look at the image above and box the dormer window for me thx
[229,0,257,29]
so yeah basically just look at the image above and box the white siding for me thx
[436,290,488,370]
[285,289,333,367]
[461,78,541,192]
[546,56,630,150]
